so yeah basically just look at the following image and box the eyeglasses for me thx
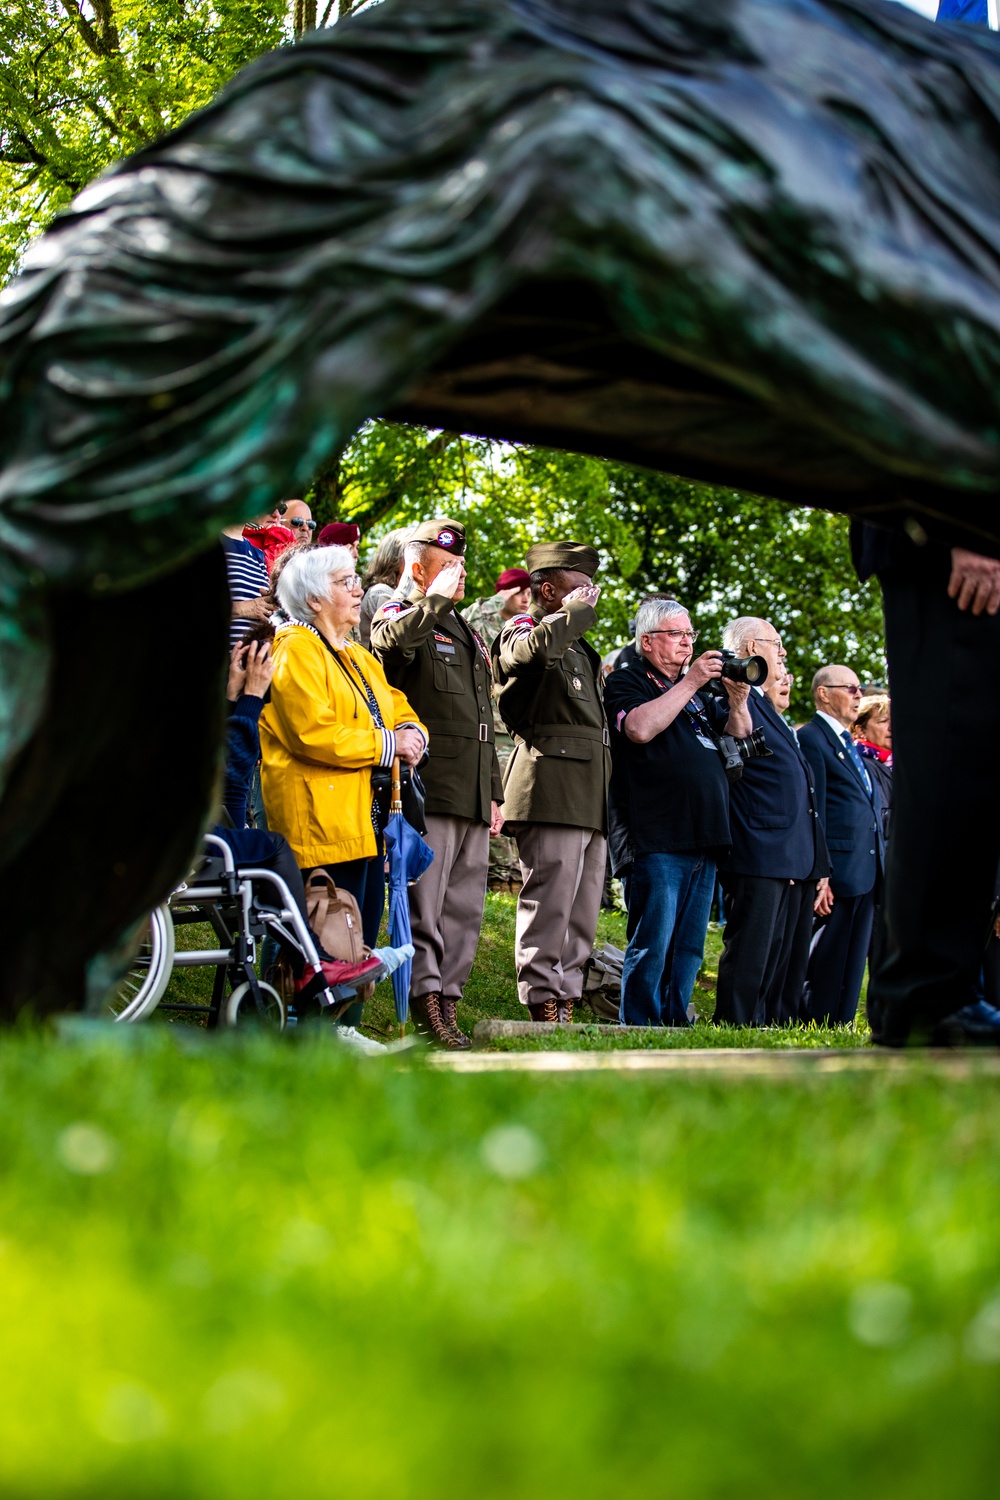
[331,574,362,591]
[287,517,317,530]
[826,683,863,694]
[275,501,288,515]
[646,629,698,641]
[755,637,784,650]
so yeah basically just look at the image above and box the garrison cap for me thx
[525,541,600,578]
[409,517,466,555]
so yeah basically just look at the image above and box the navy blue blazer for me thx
[798,714,885,898]
[722,690,829,882]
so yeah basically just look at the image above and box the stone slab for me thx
[425,1047,1000,1077]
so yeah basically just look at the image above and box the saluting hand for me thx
[563,585,601,609]
[431,560,466,600]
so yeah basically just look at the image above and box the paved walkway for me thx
[424,1047,1000,1076]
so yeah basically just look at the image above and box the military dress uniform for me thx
[461,593,522,890]
[370,519,503,1048]
[494,544,611,1023]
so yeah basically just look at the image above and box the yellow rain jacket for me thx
[260,624,426,867]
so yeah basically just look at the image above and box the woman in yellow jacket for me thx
[260,544,427,959]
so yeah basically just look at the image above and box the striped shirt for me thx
[222,536,269,648]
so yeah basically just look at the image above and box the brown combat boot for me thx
[528,998,559,1023]
[556,1000,574,1025]
[411,992,466,1050]
[438,998,472,1050]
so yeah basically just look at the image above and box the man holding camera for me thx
[604,597,752,1027]
[713,618,830,1027]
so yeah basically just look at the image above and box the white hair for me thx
[722,615,770,654]
[635,596,689,650]
[276,544,355,622]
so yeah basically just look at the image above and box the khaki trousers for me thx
[409,814,490,1000]
[514,824,607,1007]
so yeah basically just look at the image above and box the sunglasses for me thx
[287,517,317,530]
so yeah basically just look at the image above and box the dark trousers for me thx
[313,850,385,1027]
[715,874,796,1027]
[775,879,817,1025]
[807,891,874,1026]
[869,567,1000,1040]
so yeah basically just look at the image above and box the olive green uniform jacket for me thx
[370,589,503,825]
[493,599,610,833]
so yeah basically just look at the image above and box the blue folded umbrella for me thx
[382,799,434,1028]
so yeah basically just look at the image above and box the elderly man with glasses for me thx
[713,618,831,1028]
[604,597,752,1027]
[798,666,885,1027]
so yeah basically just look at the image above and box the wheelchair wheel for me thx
[225,980,286,1030]
[111,904,175,1022]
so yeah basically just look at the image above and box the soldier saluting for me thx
[370,519,503,1050]
[493,542,611,1024]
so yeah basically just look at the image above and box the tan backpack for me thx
[303,869,367,964]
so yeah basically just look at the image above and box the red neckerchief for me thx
[856,737,892,766]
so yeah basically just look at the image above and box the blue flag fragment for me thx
[936,1,993,25]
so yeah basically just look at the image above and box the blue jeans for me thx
[620,851,716,1026]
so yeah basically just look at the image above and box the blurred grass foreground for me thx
[2,1023,1000,1498]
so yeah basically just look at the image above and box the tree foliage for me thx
[0,1,369,280]
[337,423,886,720]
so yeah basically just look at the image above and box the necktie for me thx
[842,729,872,794]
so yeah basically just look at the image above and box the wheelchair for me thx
[110,834,352,1028]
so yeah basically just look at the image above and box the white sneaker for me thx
[332,1025,386,1056]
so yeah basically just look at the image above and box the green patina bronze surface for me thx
[2,0,1000,1014]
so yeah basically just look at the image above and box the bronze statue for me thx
[2,0,999,1016]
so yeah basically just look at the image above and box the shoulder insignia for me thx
[375,600,408,619]
[509,614,535,630]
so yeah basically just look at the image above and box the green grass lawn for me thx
[12,897,990,1496]
[3,1027,1000,1497]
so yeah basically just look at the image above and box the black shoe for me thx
[928,1001,1000,1048]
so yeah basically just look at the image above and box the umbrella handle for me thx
[391,755,403,815]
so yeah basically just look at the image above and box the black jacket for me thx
[798,715,885,898]
[721,690,829,882]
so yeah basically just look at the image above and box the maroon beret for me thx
[317,521,361,547]
[496,567,530,591]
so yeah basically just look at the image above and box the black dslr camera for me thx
[716,727,773,783]
[718,649,768,686]
[700,650,768,696]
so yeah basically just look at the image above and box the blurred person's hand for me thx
[232,592,273,622]
[489,801,505,836]
[395,728,425,766]
[226,642,247,702]
[563,584,601,609]
[430,560,466,600]
[948,548,1000,616]
[814,877,834,917]
[243,640,274,698]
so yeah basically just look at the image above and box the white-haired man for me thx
[798,663,884,1027]
[714,618,830,1027]
[604,597,752,1027]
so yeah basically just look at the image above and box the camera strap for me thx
[643,667,719,754]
